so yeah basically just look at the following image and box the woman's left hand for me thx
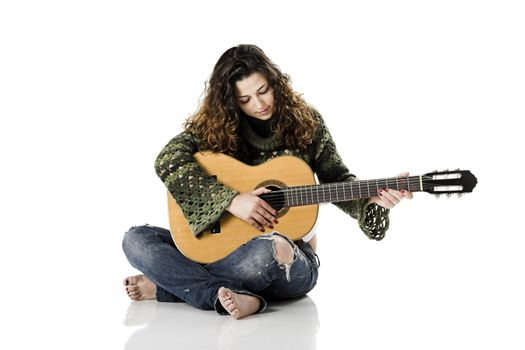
[368,172,414,209]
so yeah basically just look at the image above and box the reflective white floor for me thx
[123,296,319,350]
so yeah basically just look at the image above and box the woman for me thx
[122,44,412,319]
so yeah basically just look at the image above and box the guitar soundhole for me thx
[257,181,289,218]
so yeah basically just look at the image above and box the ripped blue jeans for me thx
[122,225,320,314]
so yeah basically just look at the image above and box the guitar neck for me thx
[284,176,423,207]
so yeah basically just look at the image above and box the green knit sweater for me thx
[155,111,390,240]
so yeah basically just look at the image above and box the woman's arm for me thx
[154,132,238,237]
[310,111,408,240]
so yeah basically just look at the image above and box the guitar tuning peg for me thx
[434,194,441,199]
[446,193,452,198]
[457,193,463,198]
[455,168,460,171]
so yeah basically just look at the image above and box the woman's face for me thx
[234,72,275,120]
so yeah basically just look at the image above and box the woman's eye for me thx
[239,98,249,104]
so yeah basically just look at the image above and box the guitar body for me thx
[167,152,319,263]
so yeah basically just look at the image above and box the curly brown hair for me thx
[184,44,319,155]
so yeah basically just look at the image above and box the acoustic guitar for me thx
[167,152,477,263]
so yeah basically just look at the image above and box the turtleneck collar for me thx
[243,115,272,138]
[239,115,282,151]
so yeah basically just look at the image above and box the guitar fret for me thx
[303,186,309,204]
[350,181,354,199]
[304,186,308,205]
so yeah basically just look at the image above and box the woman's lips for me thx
[259,106,270,115]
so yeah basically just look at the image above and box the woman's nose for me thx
[253,97,263,109]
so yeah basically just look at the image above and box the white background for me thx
[1,0,524,349]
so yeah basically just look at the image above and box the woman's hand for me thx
[368,172,414,209]
[226,187,278,232]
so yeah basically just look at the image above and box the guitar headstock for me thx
[422,169,477,197]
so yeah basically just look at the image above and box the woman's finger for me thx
[380,189,400,205]
[248,218,264,232]
[256,207,275,226]
[260,200,278,218]
[252,187,271,196]
[253,212,273,228]
[386,189,404,202]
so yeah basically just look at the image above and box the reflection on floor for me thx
[124,296,319,350]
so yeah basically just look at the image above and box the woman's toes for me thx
[127,285,140,293]
[226,301,237,312]
[125,275,139,286]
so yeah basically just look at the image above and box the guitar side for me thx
[167,152,319,263]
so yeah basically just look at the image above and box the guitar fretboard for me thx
[284,176,422,207]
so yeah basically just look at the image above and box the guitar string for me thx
[256,177,444,200]
[261,184,466,208]
[258,181,464,206]
[260,187,414,201]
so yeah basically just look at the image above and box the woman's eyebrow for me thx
[237,84,268,98]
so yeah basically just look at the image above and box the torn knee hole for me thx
[271,236,295,265]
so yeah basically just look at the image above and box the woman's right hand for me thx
[226,187,278,232]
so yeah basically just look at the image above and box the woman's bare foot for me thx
[218,287,261,319]
[123,275,156,301]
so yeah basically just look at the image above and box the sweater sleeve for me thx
[310,112,390,240]
[154,132,238,237]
